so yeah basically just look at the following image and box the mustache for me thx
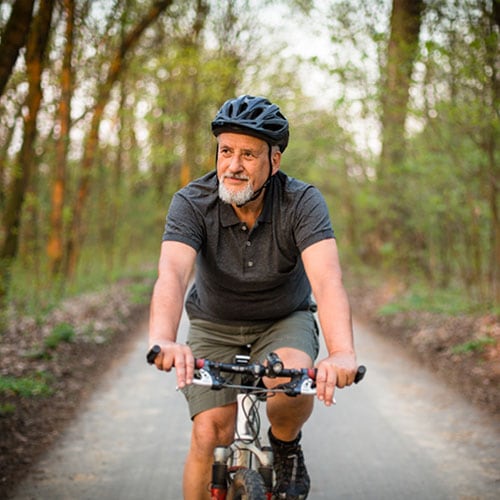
[222,173,250,181]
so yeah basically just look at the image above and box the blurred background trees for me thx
[0,0,498,325]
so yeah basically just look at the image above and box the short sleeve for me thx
[162,192,204,251]
[293,187,335,252]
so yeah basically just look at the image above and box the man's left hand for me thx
[314,352,357,406]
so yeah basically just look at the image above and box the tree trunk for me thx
[0,0,36,96]
[180,0,209,187]
[0,106,22,210]
[65,0,174,279]
[0,0,55,319]
[379,0,425,178]
[376,0,424,270]
[47,0,75,278]
[487,0,500,305]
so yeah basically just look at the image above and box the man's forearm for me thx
[148,278,185,345]
[316,285,355,356]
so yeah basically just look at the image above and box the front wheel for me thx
[227,468,267,500]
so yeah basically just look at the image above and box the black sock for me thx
[268,427,302,448]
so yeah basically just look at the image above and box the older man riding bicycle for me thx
[149,95,359,499]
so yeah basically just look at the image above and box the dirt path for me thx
[10,314,500,500]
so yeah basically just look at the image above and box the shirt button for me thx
[246,241,251,247]
[241,225,247,231]
[247,261,254,267]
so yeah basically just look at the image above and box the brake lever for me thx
[191,367,226,390]
[298,376,316,395]
[277,373,315,397]
[193,368,214,387]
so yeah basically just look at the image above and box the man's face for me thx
[217,133,278,206]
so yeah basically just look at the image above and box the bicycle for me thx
[147,346,366,500]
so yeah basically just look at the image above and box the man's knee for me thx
[190,404,236,455]
[273,347,313,368]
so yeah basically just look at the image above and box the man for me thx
[149,95,358,499]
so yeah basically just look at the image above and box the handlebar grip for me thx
[354,365,366,384]
[307,365,366,384]
[147,344,161,364]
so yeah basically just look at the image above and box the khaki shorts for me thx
[182,310,320,419]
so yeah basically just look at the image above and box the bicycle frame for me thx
[195,355,317,500]
[210,392,274,500]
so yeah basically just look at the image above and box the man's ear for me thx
[271,148,282,174]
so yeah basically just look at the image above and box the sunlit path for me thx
[11,314,500,499]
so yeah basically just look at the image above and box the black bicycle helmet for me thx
[211,95,289,152]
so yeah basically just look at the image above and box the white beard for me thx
[218,175,254,206]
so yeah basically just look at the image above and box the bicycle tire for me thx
[227,468,267,500]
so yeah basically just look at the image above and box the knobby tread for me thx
[228,468,267,500]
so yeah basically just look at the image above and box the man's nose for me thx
[228,154,243,171]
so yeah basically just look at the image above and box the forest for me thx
[0,0,499,328]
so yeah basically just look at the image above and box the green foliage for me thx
[23,323,74,361]
[451,337,496,355]
[1,0,498,328]
[0,372,54,398]
[7,180,161,317]
[80,323,113,345]
[23,323,75,359]
[377,285,485,316]
[127,280,155,306]
[316,0,500,310]
[44,323,75,350]
[7,261,61,323]
[0,403,16,416]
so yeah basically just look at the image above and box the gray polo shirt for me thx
[163,170,335,324]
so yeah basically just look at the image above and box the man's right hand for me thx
[149,342,195,389]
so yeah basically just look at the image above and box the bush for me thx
[0,372,54,397]
[451,336,496,355]
[44,322,75,350]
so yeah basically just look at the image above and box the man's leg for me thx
[266,347,314,438]
[266,347,314,499]
[183,404,237,500]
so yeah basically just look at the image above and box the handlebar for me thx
[193,357,317,380]
[147,345,366,396]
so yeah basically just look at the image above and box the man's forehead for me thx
[217,132,267,151]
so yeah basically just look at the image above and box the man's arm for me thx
[149,240,197,388]
[301,238,357,406]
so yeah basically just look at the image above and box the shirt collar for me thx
[220,202,240,227]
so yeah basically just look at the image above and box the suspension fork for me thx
[211,446,230,500]
[259,445,274,499]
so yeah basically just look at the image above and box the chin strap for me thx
[235,177,270,207]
